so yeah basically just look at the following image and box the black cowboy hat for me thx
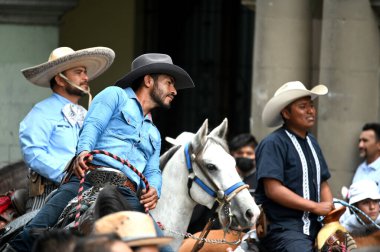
[115,53,194,90]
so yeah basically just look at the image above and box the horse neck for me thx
[151,147,197,233]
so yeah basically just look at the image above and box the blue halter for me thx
[184,143,246,200]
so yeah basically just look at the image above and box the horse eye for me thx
[206,163,217,171]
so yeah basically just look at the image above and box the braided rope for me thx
[334,199,380,229]
[73,150,150,228]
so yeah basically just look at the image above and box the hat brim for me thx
[123,236,173,247]
[262,85,328,127]
[115,63,194,90]
[349,192,380,205]
[21,47,115,87]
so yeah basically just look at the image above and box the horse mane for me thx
[160,145,181,171]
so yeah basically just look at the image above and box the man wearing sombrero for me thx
[6,53,194,252]
[254,81,334,251]
[18,47,114,213]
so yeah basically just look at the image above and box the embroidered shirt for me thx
[19,93,85,183]
[255,127,331,238]
[76,86,162,196]
[353,157,380,192]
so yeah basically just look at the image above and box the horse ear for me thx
[191,119,208,150]
[209,118,228,139]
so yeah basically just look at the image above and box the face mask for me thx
[235,157,255,172]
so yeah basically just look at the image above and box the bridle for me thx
[184,140,249,251]
[184,142,248,209]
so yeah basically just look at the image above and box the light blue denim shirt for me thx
[19,93,81,183]
[76,86,162,196]
[353,157,380,192]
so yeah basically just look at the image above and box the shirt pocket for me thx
[107,110,138,140]
[51,123,75,148]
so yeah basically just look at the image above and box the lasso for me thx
[73,150,150,228]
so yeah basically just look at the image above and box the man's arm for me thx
[20,114,69,183]
[263,178,334,216]
[74,87,121,177]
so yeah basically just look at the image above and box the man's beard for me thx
[66,83,87,97]
[151,82,171,109]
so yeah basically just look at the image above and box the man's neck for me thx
[284,124,309,139]
[135,88,155,116]
[54,90,80,104]
[366,154,380,165]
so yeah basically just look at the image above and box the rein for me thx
[333,199,380,229]
[73,150,150,228]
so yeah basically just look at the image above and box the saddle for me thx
[317,206,357,252]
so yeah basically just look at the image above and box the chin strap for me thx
[59,73,93,107]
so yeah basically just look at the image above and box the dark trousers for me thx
[9,176,173,252]
[260,228,316,252]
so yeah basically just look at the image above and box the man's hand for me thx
[72,151,93,178]
[311,201,334,216]
[140,187,158,212]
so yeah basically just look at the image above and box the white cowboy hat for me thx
[262,81,328,127]
[165,131,195,146]
[93,211,173,247]
[21,46,115,87]
[115,53,194,90]
[348,180,380,205]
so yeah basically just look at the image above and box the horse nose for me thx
[246,208,253,220]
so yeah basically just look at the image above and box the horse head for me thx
[187,118,260,230]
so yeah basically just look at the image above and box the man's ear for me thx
[143,75,154,88]
[281,107,290,120]
[54,74,65,87]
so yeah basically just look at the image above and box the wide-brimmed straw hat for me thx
[93,211,173,247]
[115,53,194,90]
[262,81,328,127]
[348,180,380,205]
[21,46,115,87]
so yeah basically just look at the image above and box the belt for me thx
[88,165,137,193]
[123,178,137,193]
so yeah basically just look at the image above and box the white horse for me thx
[151,118,261,251]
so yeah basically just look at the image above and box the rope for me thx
[73,150,150,228]
[333,199,380,230]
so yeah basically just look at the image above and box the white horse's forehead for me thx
[201,142,241,182]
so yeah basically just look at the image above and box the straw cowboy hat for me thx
[93,211,173,247]
[348,180,380,205]
[115,53,194,90]
[21,46,115,87]
[262,81,328,127]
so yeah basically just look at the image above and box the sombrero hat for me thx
[115,53,194,90]
[93,211,173,247]
[262,81,328,127]
[21,46,115,87]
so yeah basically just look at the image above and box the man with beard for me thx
[4,53,194,252]
[352,123,380,192]
[18,47,115,212]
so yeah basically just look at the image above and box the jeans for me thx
[9,176,91,252]
[9,177,174,252]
